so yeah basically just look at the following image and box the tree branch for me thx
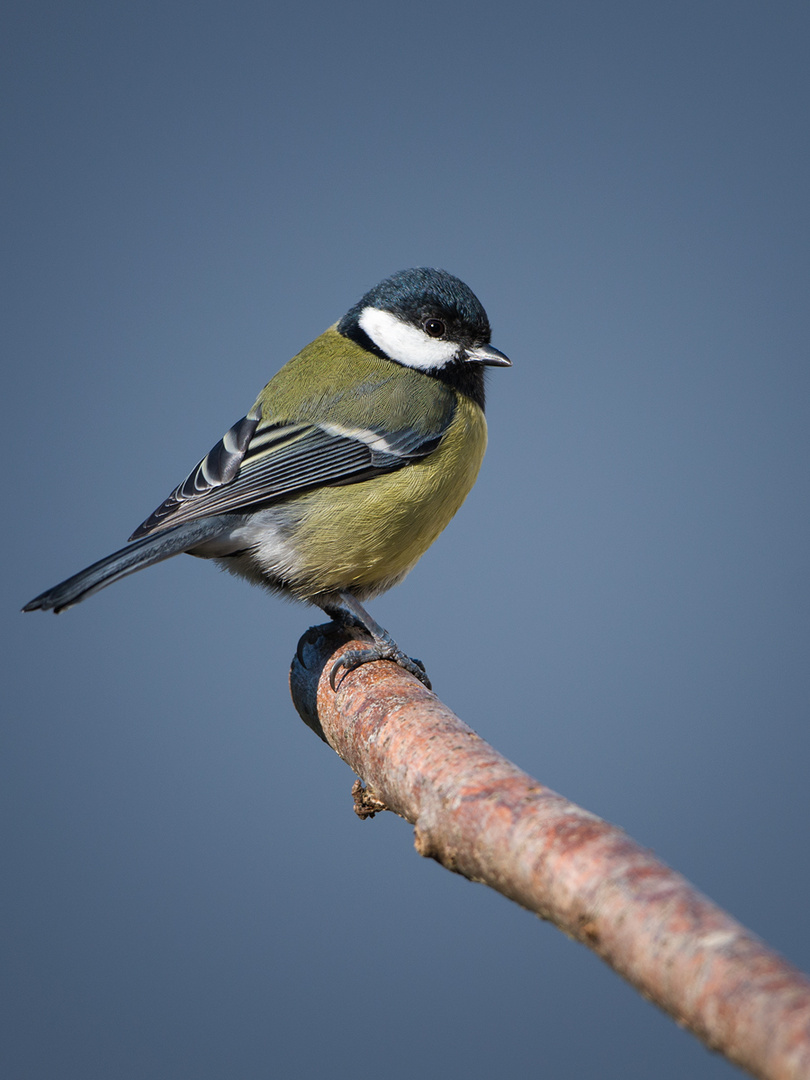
[290,625,810,1080]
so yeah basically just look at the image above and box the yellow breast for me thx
[281,393,488,600]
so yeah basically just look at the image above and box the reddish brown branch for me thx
[289,626,810,1080]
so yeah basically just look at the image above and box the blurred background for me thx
[3,2,808,1077]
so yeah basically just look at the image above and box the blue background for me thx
[4,2,809,1077]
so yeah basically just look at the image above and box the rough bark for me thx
[290,625,810,1080]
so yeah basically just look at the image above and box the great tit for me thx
[24,267,510,687]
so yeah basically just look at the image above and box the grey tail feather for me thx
[22,516,235,613]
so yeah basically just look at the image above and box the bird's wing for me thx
[129,404,453,540]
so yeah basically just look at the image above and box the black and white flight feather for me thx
[130,406,454,540]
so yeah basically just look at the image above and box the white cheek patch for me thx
[358,307,459,370]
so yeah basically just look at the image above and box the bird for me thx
[23,267,511,688]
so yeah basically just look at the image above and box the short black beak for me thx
[466,344,512,367]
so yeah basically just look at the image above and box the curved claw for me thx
[329,646,432,691]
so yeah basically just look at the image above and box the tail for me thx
[23,517,235,613]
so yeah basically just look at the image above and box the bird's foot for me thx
[319,592,432,691]
[329,636,431,691]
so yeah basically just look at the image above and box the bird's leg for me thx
[319,592,432,691]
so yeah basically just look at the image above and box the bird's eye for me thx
[423,318,446,337]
